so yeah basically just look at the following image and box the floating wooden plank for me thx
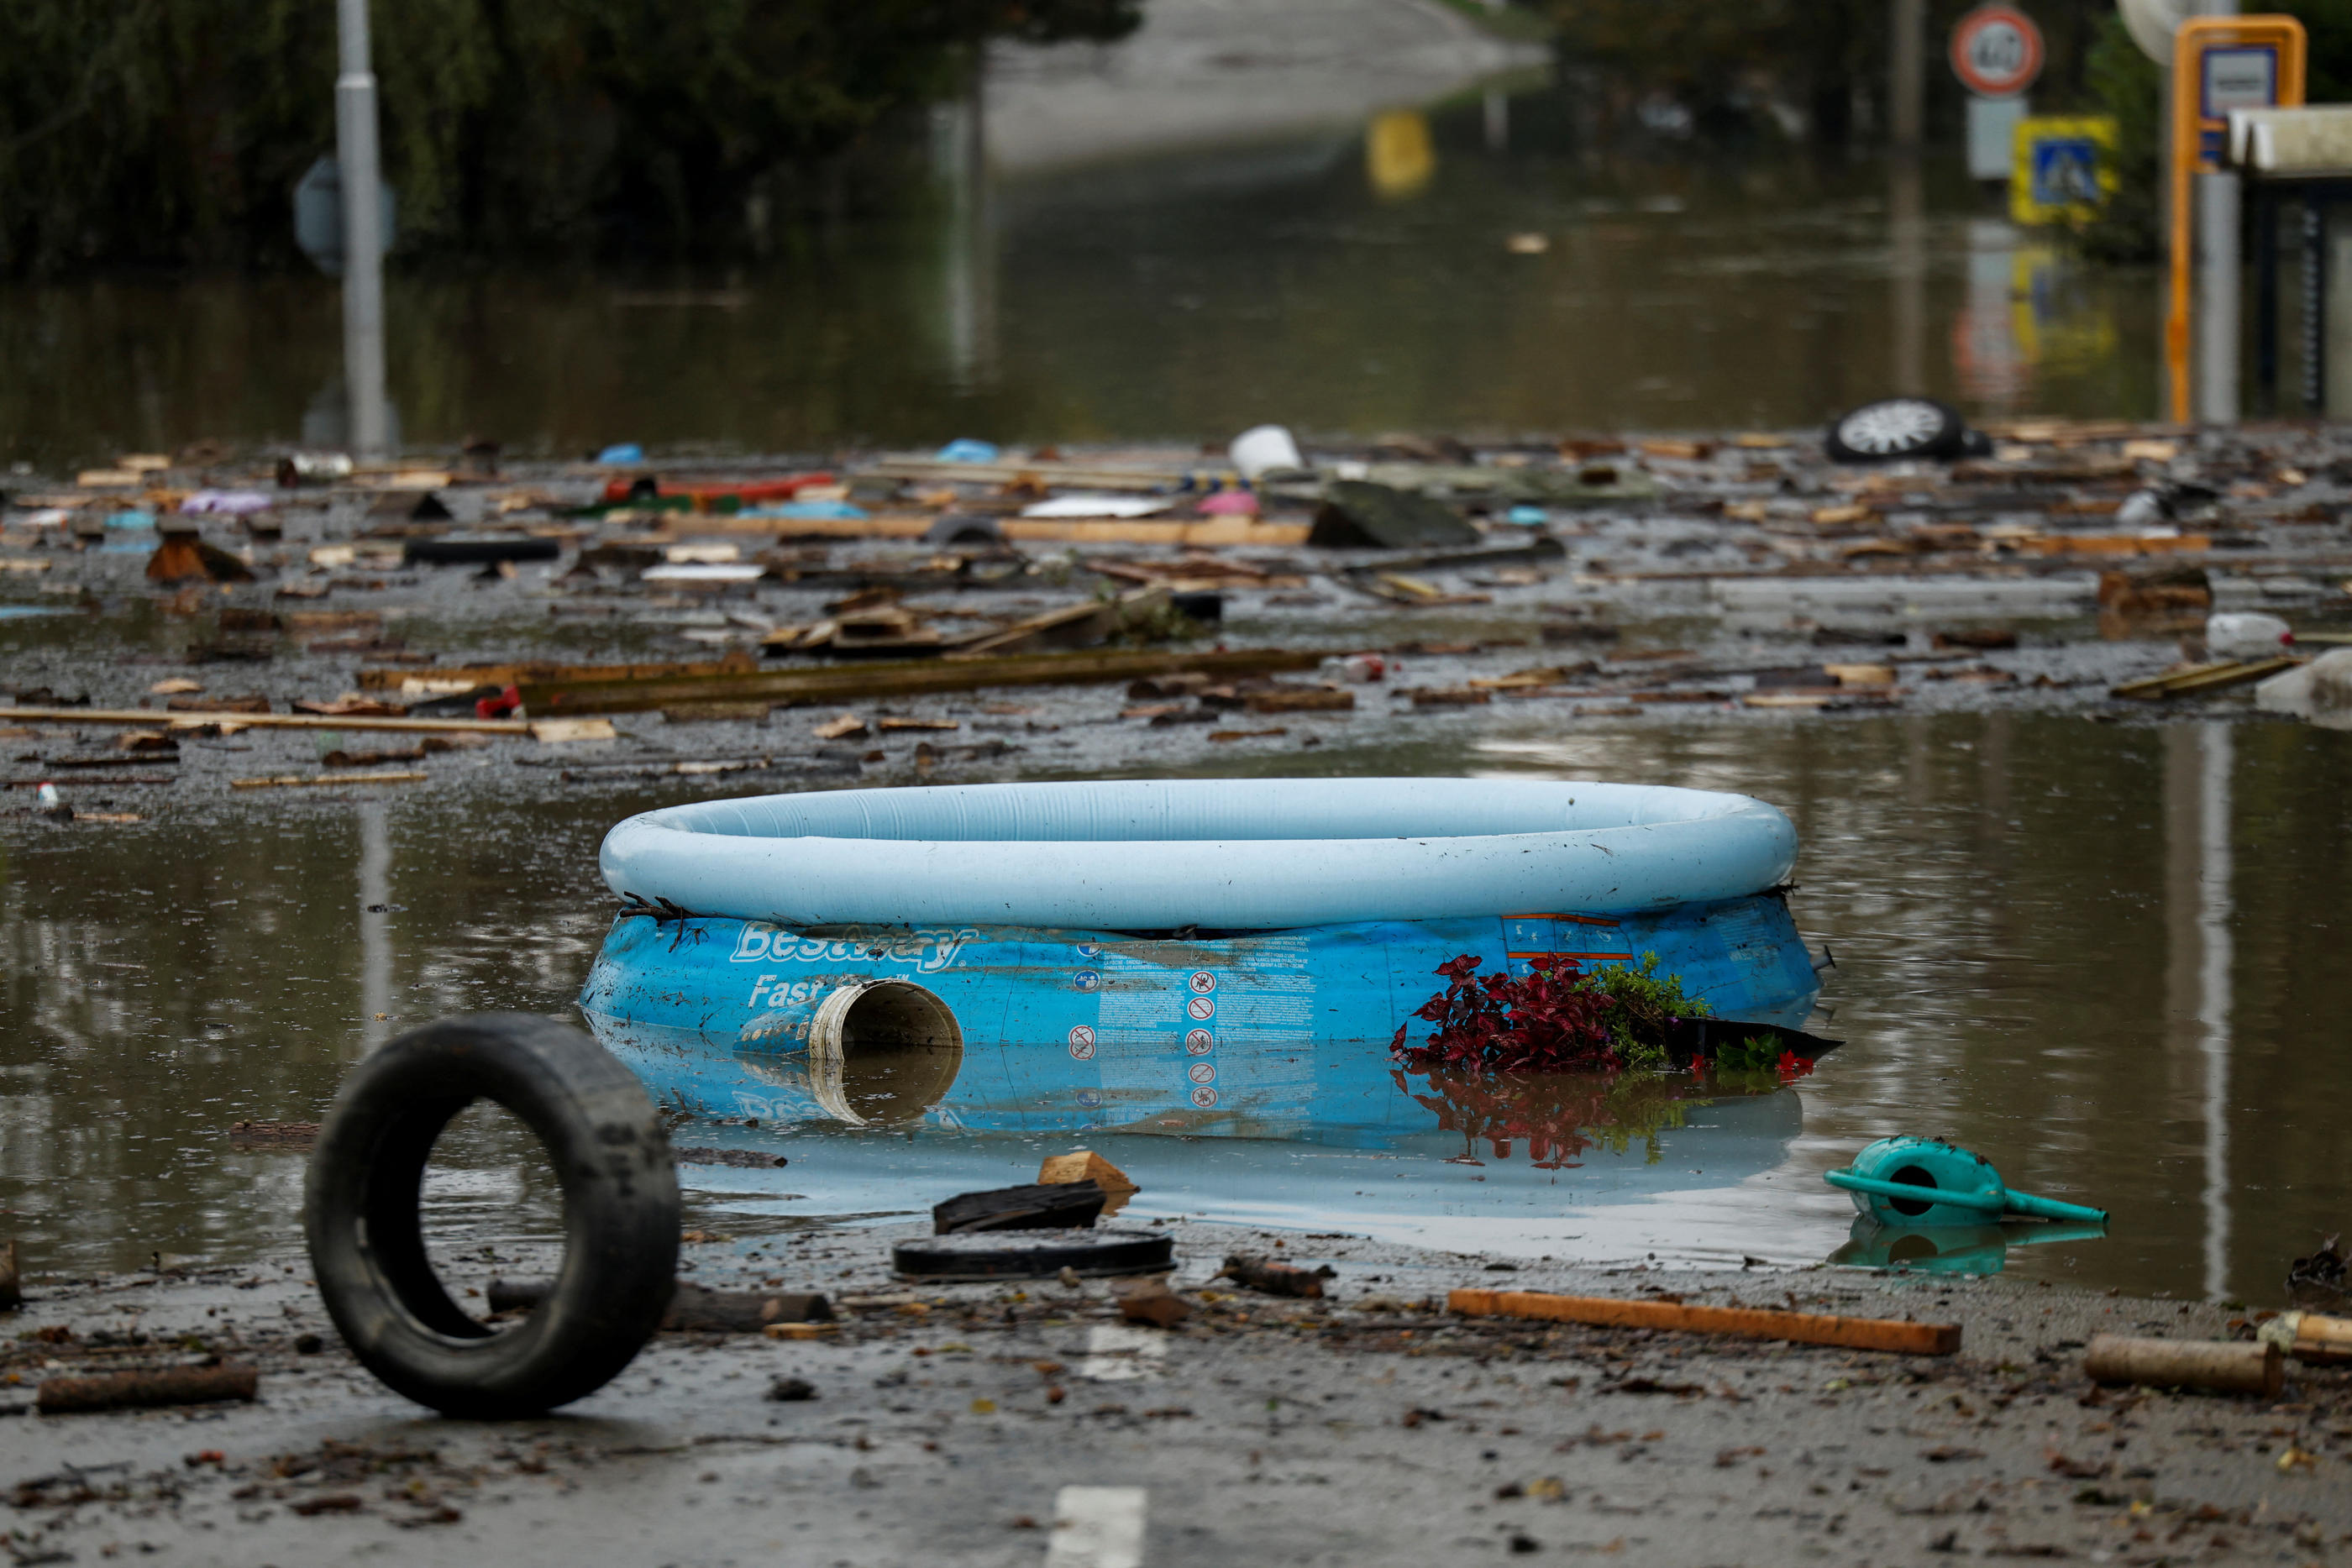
[2019,533,2211,557]
[1448,1287,1961,1355]
[517,646,1331,716]
[2111,655,2302,700]
[0,707,527,736]
[869,456,1189,490]
[355,653,759,692]
[231,771,429,789]
[949,586,1168,658]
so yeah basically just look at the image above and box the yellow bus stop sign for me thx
[2166,15,2306,422]
[2011,117,2118,225]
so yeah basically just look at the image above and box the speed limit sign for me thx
[1950,4,2045,98]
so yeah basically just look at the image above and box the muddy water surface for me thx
[0,82,2162,469]
[2,711,2344,1304]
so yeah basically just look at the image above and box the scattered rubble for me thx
[5,422,2350,818]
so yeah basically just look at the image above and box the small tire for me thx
[302,1014,679,1419]
[1824,397,1968,463]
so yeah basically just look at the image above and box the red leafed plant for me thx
[1389,955,1621,1076]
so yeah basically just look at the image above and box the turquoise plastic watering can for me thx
[1824,1135,2108,1228]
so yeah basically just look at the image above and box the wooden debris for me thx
[1244,688,1353,714]
[228,1120,318,1149]
[528,719,617,743]
[0,1240,18,1312]
[934,1181,1105,1235]
[2085,1335,2281,1396]
[1116,1278,1193,1328]
[231,771,428,789]
[1037,1150,1138,1218]
[1449,1288,1961,1355]
[486,1278,832,1331]
[1221,1254,1331,1299]
[38,1364,259,1413]
[664,1283,833,1333]
[518,646,1328,716]
[2260,1310,2352,1365]
[0,707,526,737]
[2111,657,2302,700]
[950,586,1169,658]
[354,652,759,693]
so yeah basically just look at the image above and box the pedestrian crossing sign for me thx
[2011,116,2118,224]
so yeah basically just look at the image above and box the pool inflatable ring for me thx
[598,778,1798,930]
[580,779,1823,1134]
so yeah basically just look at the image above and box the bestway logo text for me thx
[730,923,978,974]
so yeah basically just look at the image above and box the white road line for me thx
[1044,1485,1148,1568]
[1077,1323,1168,1381]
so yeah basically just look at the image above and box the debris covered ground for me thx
[3,1224,2348,1566]
[7,421,2352,818]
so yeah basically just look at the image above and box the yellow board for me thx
[2010,116,2118,225]
[2167,16,2307,422]
[1366,111,1435,199]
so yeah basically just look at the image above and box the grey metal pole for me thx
[1889,0,1925,151]
[335,0,389,457]
[2196,170,2241,423]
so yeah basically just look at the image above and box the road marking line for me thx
[1078,1324,1168,1381]
[1044,1485,1147,1568]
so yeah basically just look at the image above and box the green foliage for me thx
[1583,952,1709,1071]
[1713,1034,1787,1075]
[2077,15,2165,263]
[0,0,1139,273]
[1583,1072,1703,1164]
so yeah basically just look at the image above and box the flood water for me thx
[0,79,2166,473]
[3,711,2345,1306]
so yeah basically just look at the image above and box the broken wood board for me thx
[355,653,759,692]
[596,511,1310,547]
[0,707,528,736]
[2019,534,2211,558]
[869,457,1188,490]
[2111,656,2302,700]
[1449,1288,1961,1355]
[517,647,1331,716]
[231,771,429,789]
[948,586,1169,658]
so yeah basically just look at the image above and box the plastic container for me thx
[1229,425,1305,481]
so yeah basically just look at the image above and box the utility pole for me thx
[2191,0,2239,425]
[1890,0,1926,150]
[335,0,390,457]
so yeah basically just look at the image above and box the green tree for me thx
[0,0,1139,273]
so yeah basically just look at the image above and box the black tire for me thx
[1824,397,1968,463]
[302,1014,680,1418]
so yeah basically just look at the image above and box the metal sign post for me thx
[2167,15,2306,424]
[1950,5,2045,181]
[335,0,390,458]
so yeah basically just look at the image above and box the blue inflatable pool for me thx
[577,779,1824,1131]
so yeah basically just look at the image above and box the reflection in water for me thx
[1366,111,1436,200]
[1827,1216,2111,1276]
[929,76,997,392]
[1889,155,1926,393]
[743,1039,966,1128]
[358,801,391,1052]
[2195,724,2234,1303]
[0,85,2161,470]
[1400,1068,1711,1169]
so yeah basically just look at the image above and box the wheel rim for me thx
[1838,401,1944,455]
